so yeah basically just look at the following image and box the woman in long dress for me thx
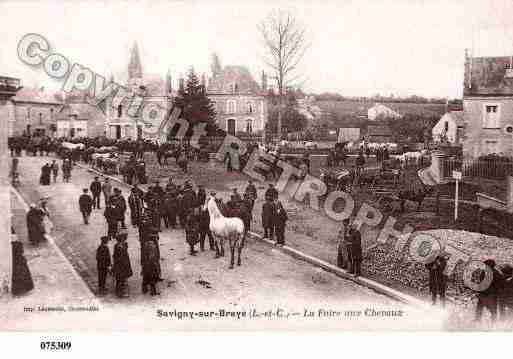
[11,227,34,296]
[26,204,45,244]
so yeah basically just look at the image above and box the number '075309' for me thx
[40,341,71,350]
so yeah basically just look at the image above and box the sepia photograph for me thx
[1,0,513,339]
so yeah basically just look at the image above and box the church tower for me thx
[128,42,143,91]
[165,69,173,96]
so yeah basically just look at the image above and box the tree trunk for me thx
[277,94,283,141]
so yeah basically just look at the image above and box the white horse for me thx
[205,195,245,269]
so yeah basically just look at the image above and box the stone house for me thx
[463,54,513,157]
[207,66,268,136]
[55,102,107,138]
[6,87,62,137]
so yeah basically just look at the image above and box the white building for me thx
[432,111,464,144]
[367,103,402,121]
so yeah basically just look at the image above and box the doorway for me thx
[227,119,236,136]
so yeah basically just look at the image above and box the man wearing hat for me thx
[78,188,93,225]
[110,188,127,229]
[128,186,144,227]
[112,229,133,298]
[475,259,503,323]
[95,236,111,295]
[196,184,207,208]
[89,176,102,210]
[244,180,257,213]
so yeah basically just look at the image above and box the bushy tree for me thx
[266,92,308,135]
[172,67,217,136]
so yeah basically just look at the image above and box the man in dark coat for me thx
[135,160,147,184]
[348,224,362,277]
[90,176,102,209]
[196,184,207,208]
[51,160,59,183]
[185,210,200,255]
[475,259,503,323]
[181,182,197,215]
[244,180,257,213]
[104,203,118,239]
[337,219,350,269]
[128,187,144,227]
[141,239,160,295]
[78,188,93,225]
[262,198,276,240]
[198,205,214,251]
[110,188,127,229]
[112,231,133,298]
[274,200,288,246]
[265,183,278,201]
[425,255,448,306]
[26,204,45,245]
[95,236,111,295]
[40,163,51,185]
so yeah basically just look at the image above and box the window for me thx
[444,121,449,133]
[247,101,253,113]
[117,104,122,118]
[226,100,236,114]
[246,119,253,133]
[483,104,500,128]
[39,113,43,125]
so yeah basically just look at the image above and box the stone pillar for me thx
[0,77,21,297]
[429,150,446,184]
[0,99,12,296]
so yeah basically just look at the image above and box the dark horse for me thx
[397,185,434,212]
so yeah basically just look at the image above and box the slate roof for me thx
[464,56,513,96]
[56,102,106,121]
[207,66,261,94]
[12,87,62,104]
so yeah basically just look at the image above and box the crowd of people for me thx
[15,133,513,324]
[73,172,289,298]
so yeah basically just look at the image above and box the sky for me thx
[2,0,513,99]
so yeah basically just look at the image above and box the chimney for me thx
[261,71,267,91]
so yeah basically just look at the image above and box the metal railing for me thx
[442,158,513,179]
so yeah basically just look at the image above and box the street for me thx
[5,154,445,330]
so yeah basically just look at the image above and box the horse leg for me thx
[220,237,225,257]
[229,239,235,269]
[214,235,221,258]
[237,233,244,266]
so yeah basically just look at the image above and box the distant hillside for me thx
[313,100,448,129]
[316,100,446,118]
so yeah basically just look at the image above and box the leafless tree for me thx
[258,9,309,139]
